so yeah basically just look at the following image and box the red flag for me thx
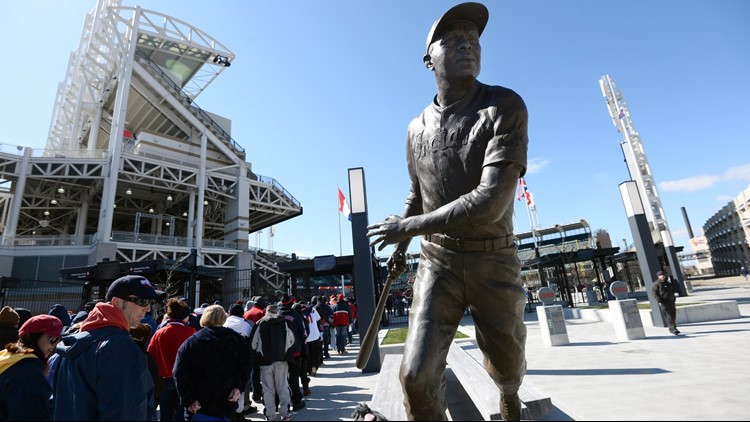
[338,188,351,221]
[518,178,535,207]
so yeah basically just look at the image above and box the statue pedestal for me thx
[538,305,569,346]
[608,299,645,340]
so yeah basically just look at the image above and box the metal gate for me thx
[0,276,87,315]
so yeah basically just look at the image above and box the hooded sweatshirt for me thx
[0,349,51,420]
[53,302,155,421]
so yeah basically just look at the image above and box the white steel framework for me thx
[599,75,675,248]
[600,75,689,296]
[0,0,302,298]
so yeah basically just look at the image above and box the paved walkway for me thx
[244,275,750,420]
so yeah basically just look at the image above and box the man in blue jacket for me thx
[53,275,166,420]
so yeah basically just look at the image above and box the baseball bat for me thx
[356,273,397,370]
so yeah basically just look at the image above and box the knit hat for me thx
[0,306,20,328]
[657,271,665,277]
[19,314,64,338]
[228,303,244,317]
[280,294,295,306]
[48,304,72,327]
[14,308,32,327]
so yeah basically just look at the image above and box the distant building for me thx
[689,236,713,275]
[704,185,750,276]
[593,229,614,248]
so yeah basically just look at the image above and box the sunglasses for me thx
[119,296,155,307]
[49,336,61,344]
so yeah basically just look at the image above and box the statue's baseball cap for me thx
[425,2,489,53]
[106,275,166,301]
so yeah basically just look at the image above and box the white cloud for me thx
[724,163,750,181]
[526,158,550,174]
[659,175,720,193]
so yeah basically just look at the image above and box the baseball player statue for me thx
[366,3,529,420]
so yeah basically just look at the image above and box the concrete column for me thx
[97,7,141,241]
[620,182,665,327]
[348,167,380,373]
[4,147,32,243]
[187,191,195,248]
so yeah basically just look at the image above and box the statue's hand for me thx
[386,250,407,279]
[367,215,409,251]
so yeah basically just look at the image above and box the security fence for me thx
[0,277,87,315]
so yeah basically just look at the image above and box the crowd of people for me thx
[0,274,359,421]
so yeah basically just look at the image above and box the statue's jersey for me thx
[405,81,529,239]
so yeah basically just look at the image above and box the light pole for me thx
[347,167,380,373]
[555,224,574,308]
[619,181,666,327]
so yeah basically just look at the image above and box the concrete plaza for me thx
[245,275,750,421]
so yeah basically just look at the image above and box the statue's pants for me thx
[400,240,527,421]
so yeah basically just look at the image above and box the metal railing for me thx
[256,174,301,207]
[36,149,108,159]
[133,51,303,209]
[110,231,237,249]
[0,142,107,159]
[0,234,95,247]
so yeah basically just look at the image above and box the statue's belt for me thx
[424,233,514,252]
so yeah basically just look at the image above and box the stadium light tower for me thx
[600,75,688,296]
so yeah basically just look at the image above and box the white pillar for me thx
[4,147,32,243]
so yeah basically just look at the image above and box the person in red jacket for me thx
[243,296,268,323]
[347,298,358,345]
[148,298,196,421]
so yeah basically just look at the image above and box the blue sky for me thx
[1,1,748,260]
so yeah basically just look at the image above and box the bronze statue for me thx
[366,3,528,420]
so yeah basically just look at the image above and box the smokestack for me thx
[681,206,694,239]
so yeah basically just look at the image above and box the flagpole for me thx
[339,212,345,294]
[338,187,343,257]
[526,200,534,231]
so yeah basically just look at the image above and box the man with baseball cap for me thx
[367,3,528,420]
[53,275,166,420]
